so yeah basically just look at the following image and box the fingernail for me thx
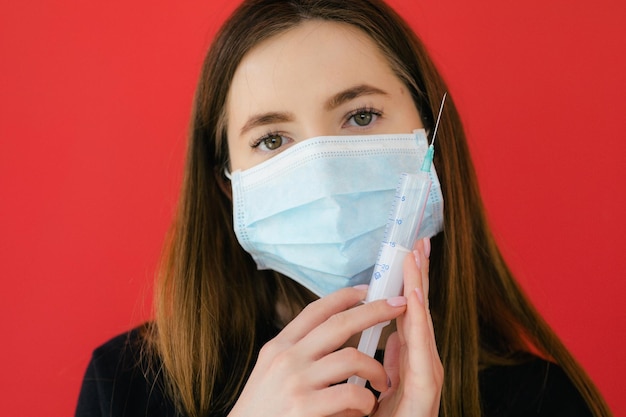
[423,237,431,259]
[415,287,425,305]
[413,250,421,268]
[353,284,369,291]
[386,296,407,307]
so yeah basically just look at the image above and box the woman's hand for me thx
[228,286,408,417]
[374,238,444,417]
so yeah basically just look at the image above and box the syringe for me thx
[348,93,446,387]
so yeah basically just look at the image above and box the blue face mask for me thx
[228,129,444,297]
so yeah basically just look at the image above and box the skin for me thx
[226,20,423,170]
[226,21,442,417]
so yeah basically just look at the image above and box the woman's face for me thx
[226,20,423,171]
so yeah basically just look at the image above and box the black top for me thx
[75,325,593,417]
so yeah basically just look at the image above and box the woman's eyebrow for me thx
[240,111,295,136]
[238,84,388,136]
[325,84,389,110]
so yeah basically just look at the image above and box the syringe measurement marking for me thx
[373,244,411,281]
[373,240,403,280]
[377,182,409,281]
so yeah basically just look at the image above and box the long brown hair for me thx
[150,1,611,416]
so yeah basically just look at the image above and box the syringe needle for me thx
[431,92,447,147]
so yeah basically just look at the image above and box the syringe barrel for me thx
[363,171,432,304]
[386,171,432,251]
[348,171,433,385]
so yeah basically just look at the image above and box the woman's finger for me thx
[274,286,368,345]
[420,237,431,301]
[396,241,423,347]
[415,238,439,358]
[307,382,378,417]
[402,247,442,394]
[307,347,389,393]
[298,296,407,359]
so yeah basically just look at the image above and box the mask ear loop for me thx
[215,166,233,200]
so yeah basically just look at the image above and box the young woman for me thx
[76,1,611,416]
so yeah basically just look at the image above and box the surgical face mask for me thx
[228,129,444,297]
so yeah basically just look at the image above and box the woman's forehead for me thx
[226,21,400,129]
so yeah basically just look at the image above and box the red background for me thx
[1,0,624,415]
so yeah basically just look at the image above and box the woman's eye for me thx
[353,111,373,126]
[253,133,289,152]
[347,108,381,128]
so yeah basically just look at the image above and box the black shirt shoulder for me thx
[75,325,181,417]
[479,356,593,417]
[77,328,593,417]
